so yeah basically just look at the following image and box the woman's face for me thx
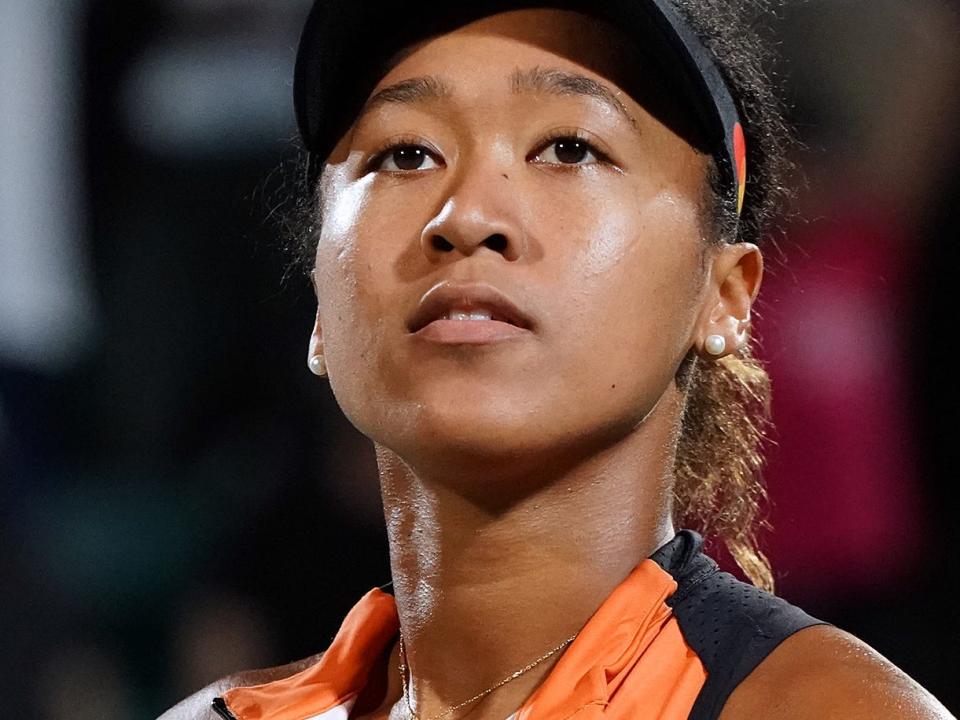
[310,8,751,476]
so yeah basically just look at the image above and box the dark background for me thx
[1,1,958,717]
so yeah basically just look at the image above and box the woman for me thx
[162,1,953,719]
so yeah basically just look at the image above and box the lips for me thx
[407,281,534,334]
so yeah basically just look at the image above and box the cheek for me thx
[313,178,388,373]
[575,198,647,278]
[315,168,407,302]
[313,175,428,415]
[547,189,704,386]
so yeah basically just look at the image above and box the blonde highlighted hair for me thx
[675,346,774,592]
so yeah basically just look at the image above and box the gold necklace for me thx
[397,632,578,720]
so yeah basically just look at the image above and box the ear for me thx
[692,243,763,358]
[307,269,324,366]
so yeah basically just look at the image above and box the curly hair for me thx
[277,0,793,592]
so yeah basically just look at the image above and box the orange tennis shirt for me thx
[212,531,826,720]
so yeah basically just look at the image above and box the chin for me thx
[369,385,562,470]
[417,387,543,448]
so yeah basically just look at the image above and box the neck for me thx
[373,389,682,720]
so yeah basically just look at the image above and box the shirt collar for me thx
[219,534,700,720]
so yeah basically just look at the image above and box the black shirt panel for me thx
[652,530,830,720]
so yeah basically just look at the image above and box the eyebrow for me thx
[356,65,641,135]
[359,74,453,117]
[511,66,641,135]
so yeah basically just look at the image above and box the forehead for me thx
[356,8,706,151]
[357,63,643,141]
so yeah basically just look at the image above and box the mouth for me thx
[406,281,535,343]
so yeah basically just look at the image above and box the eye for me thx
[368,142,442,173]
[531,132,608,168]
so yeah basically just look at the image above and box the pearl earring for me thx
[704,334,727,357]
[309,354,327,377]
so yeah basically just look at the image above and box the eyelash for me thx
[366,134,435,173]
[534,128,611,169]
[365,129,612,173]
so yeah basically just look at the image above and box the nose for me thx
[419,163,525,262]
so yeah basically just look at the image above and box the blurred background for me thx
[1,0,958,716]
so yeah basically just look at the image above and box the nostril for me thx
[485,234,508,253]
[430,235,455,252]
